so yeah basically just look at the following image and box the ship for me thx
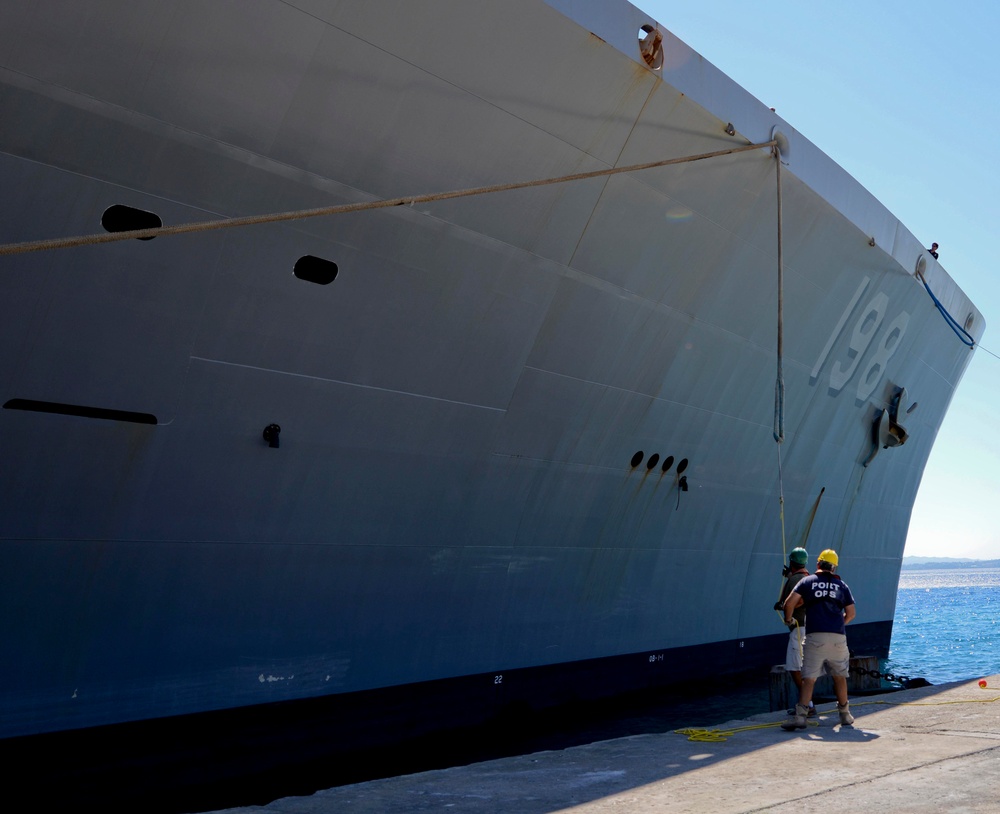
[0,0,981,773]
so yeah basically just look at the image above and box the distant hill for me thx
[902,557,1000,570]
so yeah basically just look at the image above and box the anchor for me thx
[863,386,915,467]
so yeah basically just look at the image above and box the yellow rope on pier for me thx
[675,689,1000,742]
[0,141,777,257]
[677,720,819,742]
[855,693,1000,709]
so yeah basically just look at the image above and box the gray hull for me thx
[0,0,981,740]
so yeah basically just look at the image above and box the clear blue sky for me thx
[643,0,1000,558]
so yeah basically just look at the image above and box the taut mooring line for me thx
[0,140,777,256]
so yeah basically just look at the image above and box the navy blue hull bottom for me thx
[1,621,891,812]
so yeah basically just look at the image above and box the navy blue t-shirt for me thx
[793,572,855,634]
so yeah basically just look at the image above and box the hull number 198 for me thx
[811,276,909,401]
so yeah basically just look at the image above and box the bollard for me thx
[770,655,881,711]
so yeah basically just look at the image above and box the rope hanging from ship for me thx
[0,141,778,256]
[773,147,785,448]
[772,144,790,603]
[915,267,976,347]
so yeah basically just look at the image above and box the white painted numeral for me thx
[811,278,870,380]
[856,311,909,401]
[829,292,887,391]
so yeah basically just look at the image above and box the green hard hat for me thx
[789,548,808,565]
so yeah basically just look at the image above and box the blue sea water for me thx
[883,568,1000,685]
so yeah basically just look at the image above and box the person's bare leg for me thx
[833,675,854,725]
[799,677,816,708]
[783,677,816,730]
[833,675,848,705]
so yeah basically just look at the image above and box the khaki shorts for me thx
[785,627,805,672]
[801,632,850,679]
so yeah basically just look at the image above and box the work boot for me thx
[781,704,808,730]
[837,702,854,726]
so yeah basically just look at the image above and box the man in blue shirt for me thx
[781,549,856,730]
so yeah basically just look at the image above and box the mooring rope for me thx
[774,447,788,613]
[773,148,788,605]
[773,151,785,445]
[676,685,1000,742]
[916,268,976,347]
[0,141,777,257]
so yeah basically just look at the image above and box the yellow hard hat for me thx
[818,549,839,567]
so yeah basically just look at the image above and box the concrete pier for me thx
[210,676,1000,813]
